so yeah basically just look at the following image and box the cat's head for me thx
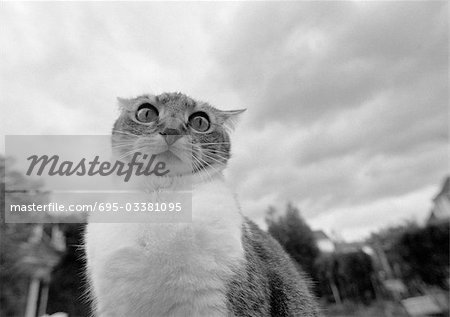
[112,92,245,178]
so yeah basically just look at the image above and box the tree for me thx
[47,223,91,316]
[393,222,449,289]
[1,155,92,316]
[368,221,420,279]
[315,251,376,304]
[266,203,319,278]
[1,156,38,316]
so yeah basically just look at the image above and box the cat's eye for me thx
[189,112,210,132]
[136,103,158,123]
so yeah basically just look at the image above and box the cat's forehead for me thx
[120,92,218,116]
[155,93,217,117]
[156,92,197,109]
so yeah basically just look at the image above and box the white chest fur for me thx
[85,177,244,317]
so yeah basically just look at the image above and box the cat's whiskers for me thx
[167,143,227,180]
[197,155,221,180]
[200,152,228,167]
[116,146,149,161]
[170,146,212,182]
[184,149,213,179]
[200,160,227,179]
[194,160,215,182]
[194,154,225,177]
[113,137,162,157]
[115,149,135,161]
[192,142,230,146]
[112,130,139,137]
[176,143,229,158]
[199,162,223,183]
[111,143,138,150]
[202,149,230,156]
[191,155,210,183]
[169,146,193,165]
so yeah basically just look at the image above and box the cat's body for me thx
[85,176,244,316]
[85,92,320,316]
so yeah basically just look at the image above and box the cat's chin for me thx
[155,150,223,180]
[155,164,224,185]
[159,166,224,180]
[156,150,183,165]
[156,150,193,176]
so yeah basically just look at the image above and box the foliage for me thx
[322,300,409,317]
[3,150,448,312]
[315,251,376,304]
[1,222,36,316]
[47,223,91,317]
[1,155,39,316]
[369,221,420,249]
[1,155,91,316]
[393,222,449,289]
[369,220,449,292]
[266,203,320,278]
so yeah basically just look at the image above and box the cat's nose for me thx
[160,128,183,146]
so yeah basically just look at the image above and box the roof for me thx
[313,230,329,240]
[434,176,450,201]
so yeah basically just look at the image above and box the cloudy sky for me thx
[1,2,448,240]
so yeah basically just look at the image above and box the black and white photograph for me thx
[1,1,449,317]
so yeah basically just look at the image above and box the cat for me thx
[84,92,321,316]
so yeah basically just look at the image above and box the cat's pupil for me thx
[189,112,210,132]
[136,104,158,123]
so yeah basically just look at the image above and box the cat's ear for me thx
[117,97,134,111]
[218,109,247,131]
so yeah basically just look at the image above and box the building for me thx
[313,230,335,253]
[428,176,450,225]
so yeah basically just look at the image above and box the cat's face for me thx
[112,92,244,177]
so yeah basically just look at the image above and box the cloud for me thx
[1,2,448,241]
[309,185,438,241]
[218,1,448,238]
[0,2,232,141]
[211,1,447,127]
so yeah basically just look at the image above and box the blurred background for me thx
[1,2,448,316]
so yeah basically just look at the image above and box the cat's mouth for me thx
[156,150,183,163]
[153,149,195,176]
